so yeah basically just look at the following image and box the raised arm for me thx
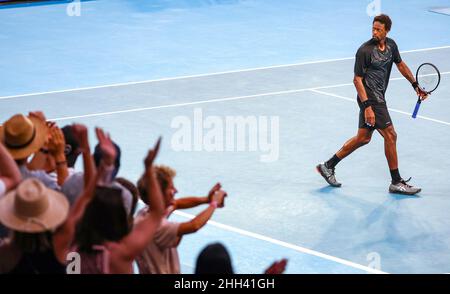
[53,127,114,263]
[264,258,288,274]
[117,137,165,260]
[174,183,222,210]
[47,126,69,186]
[177,189,227,236]
[0,142,21,193]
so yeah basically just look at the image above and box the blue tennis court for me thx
[1,0,449,274]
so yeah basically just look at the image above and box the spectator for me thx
[0,112,68,190]
[115,177,139,222]
[135,165,227,274]
[0,178,69,274]
[62,137,133,216]
[0,140,21,197]
[61,124,81,169]
[195,242,288,274]
[28,123,81,177]
[195,243,233,274]
[0,141,22,238]
[53,133,165,274]
[93,140,121,179]
[27,124,72,186]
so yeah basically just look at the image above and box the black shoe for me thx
[316,163,342,187]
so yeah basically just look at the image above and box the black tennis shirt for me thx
[354,37,402,104]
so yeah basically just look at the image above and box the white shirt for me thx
[62,170,133,214]
[134,208,180,274]
[19,165,60,191]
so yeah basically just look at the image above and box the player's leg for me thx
[376,110,421,195]
[335,128,374,159]
[317,128,373,187]
[377,125,398,171]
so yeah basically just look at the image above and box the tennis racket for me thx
[412,63,440,118]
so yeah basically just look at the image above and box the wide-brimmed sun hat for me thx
[0,114,48,160]
[0,178,69,233]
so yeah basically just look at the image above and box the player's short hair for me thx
[373,14,392,32]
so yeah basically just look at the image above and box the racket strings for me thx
[417,64,440,92]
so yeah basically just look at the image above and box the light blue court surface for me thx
[1,0,450,273]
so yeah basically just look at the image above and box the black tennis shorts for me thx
[358,101,393,130]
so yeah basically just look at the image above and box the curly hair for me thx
[137,165,176,205]
[373,14,392,31]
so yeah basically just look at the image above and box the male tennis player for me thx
[317,14,428,195]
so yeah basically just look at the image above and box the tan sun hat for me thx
[0,178,69,233]
[0,114,48,160]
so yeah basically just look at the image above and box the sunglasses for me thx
[40,145,72,156]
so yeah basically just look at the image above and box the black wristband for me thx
[362,100,372,109]
[412,81,419,90]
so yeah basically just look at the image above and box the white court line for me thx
[49,88,313,121]
[1,45,449,100]
[48,72,450,126]
[317,71,449,90]
[173,211,387,274]
[401,45,450,53]
[310,89,450,126]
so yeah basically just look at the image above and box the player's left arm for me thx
[396,61,428,100]
[396,61,415,84]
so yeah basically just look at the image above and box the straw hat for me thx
[0,178,69,233]
[0,114,48,160]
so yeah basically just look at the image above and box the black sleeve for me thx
[354,47,368,77]
[392,40,402,64]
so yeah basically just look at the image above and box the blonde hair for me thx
[154,165,176,187]
[137,165,176,205]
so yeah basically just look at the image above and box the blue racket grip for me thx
[412,101,421,118]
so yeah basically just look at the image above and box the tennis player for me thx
[317,14,428,195]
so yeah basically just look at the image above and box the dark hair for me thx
[12,231,53,253]
[137,175,149,205]
[61,125,80,168]
[115,177,139,218]
[373,14,392,31]
[75,186,130,253]
[195,243,234,274]
[93,141,121,179]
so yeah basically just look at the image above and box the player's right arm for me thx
[353,76,375,127]
[353,46,375,127]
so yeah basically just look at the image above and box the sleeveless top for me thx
[75,245,111,274]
